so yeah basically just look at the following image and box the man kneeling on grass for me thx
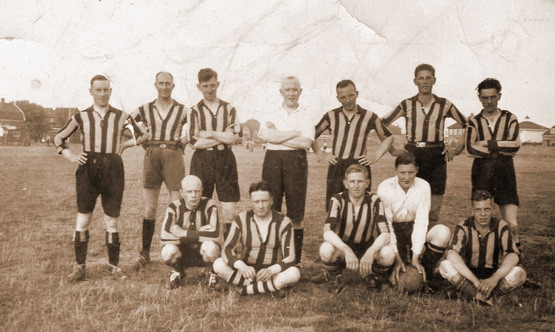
[160,175,222,289]
[318,164,395,294]
[212,181,300,296]
[439,190,526,305]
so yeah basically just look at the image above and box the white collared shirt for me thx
[260,104,315,150]
[377,176,431,255]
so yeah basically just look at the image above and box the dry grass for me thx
[0,144,554,331]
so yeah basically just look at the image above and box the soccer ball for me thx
[397,265,424,294]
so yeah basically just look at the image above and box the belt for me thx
[146,141,181,149]
[407,141,444,148]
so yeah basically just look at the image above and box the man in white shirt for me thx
[377,152,451,292]
[259,76,315,265]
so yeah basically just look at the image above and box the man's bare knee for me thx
[161,244,181,264]
[200,241,220,262]
[274,266,300,289]
[103,215,119,233]
[319,242,336,263]
[376,245,395,267]
[76,212,93,231]
[427,224,451,248]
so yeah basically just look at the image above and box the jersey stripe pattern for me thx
[449,217,519,269]
[132,101,187,141]
[315,106,392,159]
[326,192,389,245]
[223,210,295,271]
[382,95,466,143]
[465,110,520,158]
[188,99,240,150]
[160,197,220,245]
[55,106,143,154]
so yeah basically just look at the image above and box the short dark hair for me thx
[471,190,493,203]
[344,164,368,179]
[90,74,109,87]
[414,64,435,78]
[198,68,218,83]
[249,181,272,196]
[477,78,502,93]
[395,151,418,168]
[155,71,174,82]
[336,80,356,91]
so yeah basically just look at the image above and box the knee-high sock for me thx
[323,259,343,277]
[242,279,278,295]
[106,232,120,266]
[422,242,447,278]
[74,231,89,265]
[294,229,304,264]
[142,219,156,253]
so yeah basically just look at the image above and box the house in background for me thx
[542,125,555,146]
[519,116,547,144]
[446,122,465,140]
[0,98,28,145]
[46,107,81,144]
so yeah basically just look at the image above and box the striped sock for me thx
[106,232,120,266]
[323,260,342,277]
[242,279,278,295]
[74,231,89,265]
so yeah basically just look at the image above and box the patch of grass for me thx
[0,144,554,331]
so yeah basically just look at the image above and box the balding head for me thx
[280,76,302,109]
[180,175,203,209]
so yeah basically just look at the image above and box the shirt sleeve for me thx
[198,202,221,243]
[188,107,199,145]
[377,181,398,253]
[381,101,406,127]
[299,111,315,141]
[465,119,490,158]
[448,223,468,254]
[278,217,296,270]
[54,114,80,153]
[314,113,330,139]
[447,101,467,128]
[222,215,243,267]
[325,195,342,232]
[411,181,431,255]
[499,220,520,259]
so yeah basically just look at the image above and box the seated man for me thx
[377,152,452,291]
[160,175,222,289]
[213,181,300,295]
[439,190,526,305]
[319,164,395,293]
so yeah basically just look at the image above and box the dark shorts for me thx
[177,243,206,268]
[143,146,185,190]
[326,158,371,211]
[262,150,307,225]
[338,241,391,274]
[470,267,496,279]
[76,153,124,218]
[405,144,446,195]
[392,222,441,276]
[471,156,519,206]
[190,149,240,202]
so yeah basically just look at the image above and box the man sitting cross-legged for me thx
[212,181,300,296]
[439,190,526,305]
[318,164,395,293]
[160,175,223,289]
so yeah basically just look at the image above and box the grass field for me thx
[0,143,554,331]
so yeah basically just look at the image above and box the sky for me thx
[1,0,554,127]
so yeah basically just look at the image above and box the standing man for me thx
[212,181,300,296]
[382,64,467,225]
[465,78,521,246]
[377,152,452,290]
[315,79,394,211]
[189,68,241,239]
[55,74,147,282]
[160,175,222,289]
[131,71,188,271]
[259,76,315,264]
[319,164,395,293]
[439,190,525,305]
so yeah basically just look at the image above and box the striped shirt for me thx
[326,192,389,245]
[160,197,221,245]
[449,217,519,269]
[315,106,392,159]
[223,210,295,271]
[382,94,466,143]
[132,100,187,142]
[188,99,240,150]
[54,106,144,154]
[465,110,520,158]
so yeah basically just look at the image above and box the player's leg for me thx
[161,243,185,289]
[283,151,308,264]
[430,195,444,225]
[262,150,284,212]
[500,204,519,244]
[214,150,240,238]
[103,214,126,280]
[212,257,252,286]
[318,242,345,293]
[135,187,161,266]
[428,148,447,224]
[242,266,301,295]
[68,212,93,282]
[498,266,527,294]
[495,156,520,245]
[200,240,220,263]
[373,245,395,270]
[190,150,215,198]
[421,224,452,280]
[221,202,237,239]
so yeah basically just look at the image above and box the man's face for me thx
[472,198,493,228]
[250,190,273,219]
[478,88,502,114]
[89,79,111,107]
[413,70,436,94]
[197,77,219,102]
[336,84,358,112]
[396,163,418,191]
[280,80,302,108]
[155,73,174,99]
[343,171,369,200]
[181,179,202,209]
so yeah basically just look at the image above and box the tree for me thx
[16,101,51,143]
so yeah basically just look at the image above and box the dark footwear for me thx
[365,274,382,291]
[522,278,542,290]
[68,264,86,282]
[166,270,184,290]
[208,272,228,292]
[309,269,331,284]
[109,264,128,280]
[327,274,344,294]
[496,292,523,307]
[131,252,150,271]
